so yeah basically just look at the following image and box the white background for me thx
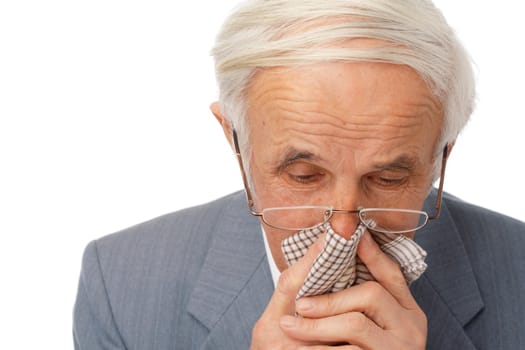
[1,1,524,348]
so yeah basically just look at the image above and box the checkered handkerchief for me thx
[281,222,427,299]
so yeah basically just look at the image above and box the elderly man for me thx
[73,0,525,349]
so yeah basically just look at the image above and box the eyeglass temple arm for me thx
[428,144,450,220]
[232,129,259,215]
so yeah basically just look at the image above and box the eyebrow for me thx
[373,154,419,171]
[275,149,320,173]
[275,148,420,173]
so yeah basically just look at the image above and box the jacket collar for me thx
[186,192,273,345]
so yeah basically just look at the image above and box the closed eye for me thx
[367,172,409,189]
[281,162,326,186]
[287,172,324,184]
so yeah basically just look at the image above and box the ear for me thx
[210,101,234,150]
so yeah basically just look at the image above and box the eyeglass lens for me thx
[262,207,427,233]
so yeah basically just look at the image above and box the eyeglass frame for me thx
[232,128,450,231]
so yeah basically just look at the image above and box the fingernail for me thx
[280,315,297,329]
[296,298,313,312]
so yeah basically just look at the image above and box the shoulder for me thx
[83,191,247,275]
[442,192,525,240]
[438,194,525,346]
[441,192,525,266]
[442,192,525,294]
[80,190,249,305]
[75,191,249,347]
[92,191,246,257]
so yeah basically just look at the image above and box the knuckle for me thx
[417,308,428,324]
[301,316,317,333]
[324,291,340,313]
[361,280,384,299]
[344,312,370,334]
[276,269,296,294]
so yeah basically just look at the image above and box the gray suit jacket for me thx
[73,190,525,349]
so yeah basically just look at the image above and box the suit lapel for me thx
[196,257,274,349]
[411,191,484,349]
[186,192,274,349]
[411,276,479,349]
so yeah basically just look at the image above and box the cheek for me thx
[244,168,275,207]
[247,153,310,208]
[400,176,433,209]
[250,174,297,208]
[408,183,431,205]
[251,171,331,208]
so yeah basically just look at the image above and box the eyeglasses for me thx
[232,129,449,233]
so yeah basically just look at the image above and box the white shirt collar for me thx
[261,226,280,287]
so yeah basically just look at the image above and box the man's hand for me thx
[250,235,326,349]
[278,230,428,349]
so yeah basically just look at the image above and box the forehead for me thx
[245,62,443,160]
[247,61,440,115]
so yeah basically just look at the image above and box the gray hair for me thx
[211,0,476,180]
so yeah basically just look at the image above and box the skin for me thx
[211,61,447,349]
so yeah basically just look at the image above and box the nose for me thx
[329,212,361,240]
[328,183,362,239]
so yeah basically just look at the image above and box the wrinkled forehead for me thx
[242,33,443,122]
[246,60,442,123]
[243,61,444,165]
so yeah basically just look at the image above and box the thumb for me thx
[267,235,326,316]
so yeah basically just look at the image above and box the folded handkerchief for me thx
[281,222,427,299]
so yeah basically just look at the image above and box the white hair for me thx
[211,0,476,180]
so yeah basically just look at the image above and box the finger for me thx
[357,230,416,309]
[265,236,325,316]
[295,281,402,328]
[281,311,389,349]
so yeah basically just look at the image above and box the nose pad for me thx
[329,213,361,240]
